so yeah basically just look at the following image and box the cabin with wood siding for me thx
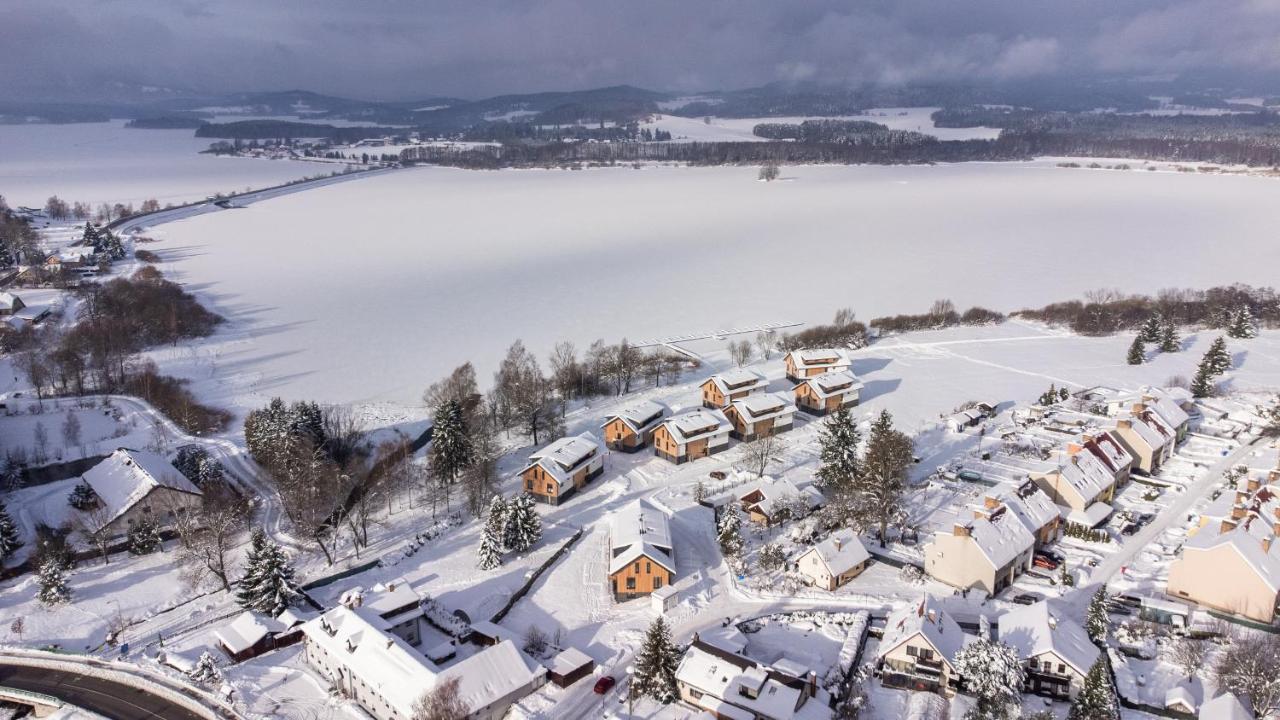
[652,409,732,464]
[700,369,768,409]
[783,348,851,381]
[600,400,670,452]
[608,499,675,601]
[794,370,863,416]
[519,432,605,505]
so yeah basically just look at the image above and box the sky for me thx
[4,0,1280,102]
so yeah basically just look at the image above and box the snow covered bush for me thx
[127,517,162,555]
[188,651,223,685]
[67,481,98,510]
[37,557,71,606]
[899,564,925,585]
[954,638,1024,720]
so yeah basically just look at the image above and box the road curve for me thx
[0,664,209,720]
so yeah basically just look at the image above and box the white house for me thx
[1200,693,1253,720]
[676,634,826,720]
[0,292,25,316]
[79,448,203,539]
[338,577,425,647]
[997,601,1099,699]
[924,500,1036,596]
[519,432,605,505]
[877,595,971,696]
[795,529,871,590]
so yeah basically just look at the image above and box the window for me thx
[906,646,917,657]
[546,482,554,493]
[626,577,636,590]
[526,480,534,490]
[634,561,640,572]
[645,561,651,573]
[653,577,662,589]
[1058,663,1066,674]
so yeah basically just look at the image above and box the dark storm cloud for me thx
[4,0,1280,100]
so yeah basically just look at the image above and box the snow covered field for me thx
[139,161,1280,415]
[0,120,330,208]
[640,107,1000,142]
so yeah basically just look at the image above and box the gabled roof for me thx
[787,348,850,370]
[609,499,675,575]
[215,609,307,654]
[1049,451,1114,504]
[739,476,824,518]
[81,448,202,529]
[800,370,863,399]
[997,601,1099,677]
[602,400,670,435]
[660,408,731,445]
[799,529,869,578]
[521,432,603,487]
[879,595,970,668]
[958,507,1035,570]
[675,642,808,720]
[1184,519,1280,592]
[1118,414,1168,451]
[1200,693,1253,720]
[0,292,21,309]
[1085,431,1134,475]
[989,481,1060,535]
[1143,394,1191,429]
[703,369,768,395]
[729,392,796,423]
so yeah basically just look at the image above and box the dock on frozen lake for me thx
[633,321,803,359]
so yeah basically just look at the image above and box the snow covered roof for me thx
[801,370,863,399]
[1118,414,1169,451]
[0,292,21,310]
[987,481,1060,535]
[739,476,824,519]
[997,601,1098,677]
[879,595,970,668]
[787,348,850,371]
[545,647,593,676]
[729,391,796,423]
[1048,451,1115,504]
[962,508,1034,570]
[1200,693,1253,720]
[1084,431,1133,475]
[339,577,421,618]
[602,400,669,434]
[436,638,546,714]
[81,448,202,529]
[608,499,675,575]
[521,432,603,487]
[1065,501,1114,528]
[215,609,307,654]
[1143,394,1191,429]
[660,408,732,445]
[704,369,768,395]
[799,529,869,577]
[1184,519,1280,592]
[675,642,807,720]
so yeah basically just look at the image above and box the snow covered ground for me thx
[639,107,999,142]
[0,120,333,208]
[133,161,1280,418]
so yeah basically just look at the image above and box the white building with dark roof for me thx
[676,634,829,720]
[997,601,1099,699]
[877,595,971,696]
[795,529,870,590]
[79,448,203,539]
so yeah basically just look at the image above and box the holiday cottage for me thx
[519,432,605,505]
[783,348,851,381]
[652,409,732,464]
[215,609,309,663]
[795,529,871,590]
[877,595,970,696]
[997,601,1099,699]
[724,391,796,441]
[607,499,676,601]
[700,369,768,409]
[79,448,203,539]
[793,370,862,416]
[601,400,670,452]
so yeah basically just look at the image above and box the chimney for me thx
[1247,477,1262,492]
[927,608,938,623]
[983,495,1000,510]
[833,537,843,551]
[1116,419,1132,430]
[1066,442,1084,456]
[953,523,971,537]
[1264,536,1273,554]
[1269,469,1280,484]
[1047,614,1058,630]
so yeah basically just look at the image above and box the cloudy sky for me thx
[4,0,1280,101]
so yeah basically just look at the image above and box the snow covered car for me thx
[593,676,616,694]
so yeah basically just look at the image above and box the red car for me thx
[593,676,616,694]
[1033,555,1058,570]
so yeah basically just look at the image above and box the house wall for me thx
[1167,544,1279,623]
[101,487,202,540]
[701,382,726,408]
[522,464,562,502]
[797,552,867,591]
[1112,426,1159,473]
[303,638,401,720]
[1026,651,1087,699]
[603,418,645,451]
[924,533,1029,596]
[1030,471,1088,512]
[609,556,672,601]
[880,632,954,696]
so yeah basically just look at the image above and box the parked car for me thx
[593,676,616,694]
[1120,523,1140,536]
[1036,548,1064,564]
[1033,555,1059,570]
[1012,593,1043,605]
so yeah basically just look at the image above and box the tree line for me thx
[1016,284,1279,336]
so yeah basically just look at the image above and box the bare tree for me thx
[423,362,481,422]
[1168,638,1208,679]
[321,404,366,471]
[412,676,469,720]
[276,443,351,565]
[1215,633,1280,718]
[171,489,248,591]
[740,428,784,477]
[548,342,580,414]
[729,339,753,367]
[614,339,642,394]
[462,422,500,516]
[755,330,776,360]
[72,504,115,565]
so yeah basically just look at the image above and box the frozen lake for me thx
[148,161,1280,410]
[0,120,343,208]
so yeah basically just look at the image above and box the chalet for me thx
[607,499,676,601]
[997,602,1099,699]
[339,577,425,646]
[676,635,825,720]
[1112,412,1175,475]
[1166,471,1280,623]
[1030,450,1119,529]
[301,606,546,720]
[519,432,605,505]
[601,400,670,452]
[793,370,862,416]
[0,292,24,316]
[877,595,970,696]
[783,348,851,381]
[79,448,204,539]
[924,498,1036,596]
[736,476,824,526]
[795,529,871,590]
[724,391,796,441]
[215,609,308,663]
[652,409,732,464]
[700,369,768,409]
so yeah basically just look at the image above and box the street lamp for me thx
[625,664,635,718]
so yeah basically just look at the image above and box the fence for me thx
[490,527,585,624]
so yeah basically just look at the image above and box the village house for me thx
[1199,693,1254,720]
[1111,412,1175,475]
[724,391,797,441]
[700,368,768,409]
[214,609,309,663]
[877,595,970,696]
[78,447,204,540]
[924,496,1036,596]
[793,370,862,416]
[600,400,670,452]
[44,248,92,271]
[978,481,1062,547]
[1166,469,1280,624]
[339,577,426,647]
[0,291,24,316]
[607,498,676,601]
[734,476,825,526]
[1106,387,1195,441]
[997,601,1099,699]
[794,529,871,590]
[518,432,605,505]
[652,408,732,464]
[783,348,851,381]
[301,605,547,720]
[1030,449,1119,529]
[675,633,827,720]
[1067,431,1135,490]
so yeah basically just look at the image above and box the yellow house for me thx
[795,529,870,590]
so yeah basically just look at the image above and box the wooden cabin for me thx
[700,369,768,409]
[794,370,863,416]
[519,432,605,505]
[601,400,670,452]
[783,348,851,381]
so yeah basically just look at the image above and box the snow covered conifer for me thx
[0,501,23,563]
[235,530,270,609]
[1137,315,1162,344]
[1069,655,1120,720]
[631,616,681,703]
[1038,384,1059,406]
[477,521,503,570]
[816,408,862,490]
[67,482,98,510]
[1227,306,1258,339]
[716,504,743,558]
[1085,588,1109,644]
[1191,362,1216,399]
[235,529,299,617]
[954,638,1024,720]
[37,557,71,606]
[188,651,223,685]
[127,517,162,555]
[1126,336,1145,365]
[1206,336,1232,375]
[503,493,541,553]
[1158,318,1181,353]
[430,399,473,486]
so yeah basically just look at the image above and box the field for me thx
[137,160,1280,417]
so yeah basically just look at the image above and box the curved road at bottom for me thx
[0,664,209,720]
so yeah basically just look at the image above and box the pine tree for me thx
[815,408,862,490]
[234,530,270,609]
[235,530,298,617]
[503,493,542,553]
[0,501,23,564]
[631,616,681,703]
[1038,384,1059,406]
[954,638,1025,720]
[1226,306,1258,339]
[716,504,743,558]
[1137,315,1163,344]
[477,520,504,570]
[430,400,473,485]
[1126,336,1145,365]
[1191,362,1216,399]
[188,651,223,685]
[67,482,98,510]
[127,518,161,555]
[1158,318,1181,353]
[1085,588,1110,644]
[37,557,71,606]
[485,494,508,548]
[1069,656,1120,720]
[1205,336,1232,375]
